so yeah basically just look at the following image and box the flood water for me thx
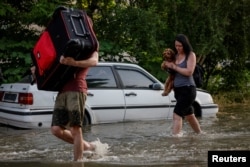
[0,105,250,167]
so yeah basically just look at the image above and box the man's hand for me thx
[30,66,36,75]
[60,56,76,66]
[60,51,99,68]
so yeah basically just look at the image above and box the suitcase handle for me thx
[70,15,88,37]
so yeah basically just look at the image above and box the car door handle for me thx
[87,92,94,96]
[125,92,137,96]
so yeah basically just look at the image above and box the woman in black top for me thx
[162,34,202,136]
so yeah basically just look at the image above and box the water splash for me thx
[83,138,110,160]
[92,138,109,155]
[171,132,184,138]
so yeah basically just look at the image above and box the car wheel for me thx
[192,103,201,117]
[82,111,90,126]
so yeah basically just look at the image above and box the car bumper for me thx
[0,107,53,129]
[200,103,219,117]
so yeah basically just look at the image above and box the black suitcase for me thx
[32,6,98,91]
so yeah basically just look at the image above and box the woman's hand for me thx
[161,62,167,70]
[162,61,176,70]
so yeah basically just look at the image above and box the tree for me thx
[93,1,174,80]
[220,0,250,92]
[1,0,250,100]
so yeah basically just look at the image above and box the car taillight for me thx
[0,91,4,101]
[18,93,33,105]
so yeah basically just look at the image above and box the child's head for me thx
[162,48,175,62]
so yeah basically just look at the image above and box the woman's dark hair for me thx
[174,34,193,57]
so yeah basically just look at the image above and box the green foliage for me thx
[1,0,250,103]
[94,3,170,79]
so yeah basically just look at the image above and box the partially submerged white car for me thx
[0,62,218,129]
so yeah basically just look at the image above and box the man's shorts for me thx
[173,86,196,117]
[51,91,87,127]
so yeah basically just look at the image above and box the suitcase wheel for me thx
[64,39,82,57]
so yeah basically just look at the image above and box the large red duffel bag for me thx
[32,6,98,91]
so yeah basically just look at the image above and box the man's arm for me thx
[60,51,99,68]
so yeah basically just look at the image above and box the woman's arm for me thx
[60,51,99,68]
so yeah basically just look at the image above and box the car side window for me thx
[86,66,117,88]
[117,69,154,88]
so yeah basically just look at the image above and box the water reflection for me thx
[0,105,249,167]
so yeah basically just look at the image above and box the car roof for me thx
[97,62,139,66]
[96,62,161,83]
[96,62,143,69]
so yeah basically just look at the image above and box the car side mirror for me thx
[149,83,162,90]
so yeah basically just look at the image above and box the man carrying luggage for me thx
[50,50,98,161]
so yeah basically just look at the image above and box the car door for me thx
[115,66,171,121]
[85,66,126,124]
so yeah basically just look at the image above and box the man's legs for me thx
[51,92,95,160]
[51,126,84,161]
[51,126,95,150]
[70,126,83,161]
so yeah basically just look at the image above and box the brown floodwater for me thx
[0,105,249,167]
